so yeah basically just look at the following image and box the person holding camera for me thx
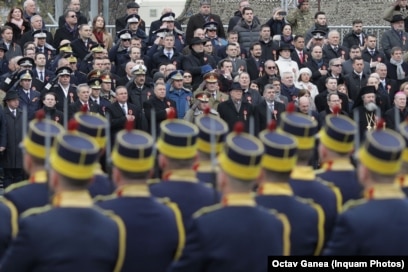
[266,7,288,37]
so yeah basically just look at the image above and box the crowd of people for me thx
[0,0,408,270]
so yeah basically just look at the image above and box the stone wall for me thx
[177,0,395,27]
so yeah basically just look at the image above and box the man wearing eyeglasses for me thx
[108,30,132,71]
[203,21,227,51]
[57,0,87,28]
[255,60,278,93]
[53,9,79,48]
[316,58,345,93]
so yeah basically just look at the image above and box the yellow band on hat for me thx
[197,138,223,154]
[112,150,154,173]
[402,149,408,163]
[262,154,297,172]
[94,136,106,149]
[23,137,47,159]
[50,150,97,180]
[295,136,315,150]
[359,147,402,175]
[319,129,354,153]
[157,138,197,159]
[218,152,261,180]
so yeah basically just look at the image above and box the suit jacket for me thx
[218,99,256,133]
[323,44,349,63]
[243,89,263,106]
[255,100,285,134]
[314,90,350,115]
[224,58,247,77]
[181,53,216,90]
[68,100,101,119]
[341,59,371,77]
[291,49,309,68]
[246,57,265,81]
[361,48,387,70]
[304,59,329,83]
[386,61,408,83]
[342,31,367,49]
[71,38,97,61]
[46,84,78,112]
[380,29,408,59]
[106,102,144,145]
[32,69,55,84]
[185,13,225,45]
[385,107,408,131]
[89,97,111,116]
[143,96,177,136]
[53,26,79,49]
[16,87,42,121]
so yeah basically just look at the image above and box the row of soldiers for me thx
[0,91,407,271]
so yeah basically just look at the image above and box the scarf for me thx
[93,30,104,44]
[390,58,406,80]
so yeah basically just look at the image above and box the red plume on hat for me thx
[67,119,78,132]
[167,107,176,119]
[267,120,277,131]
[286,102,295,113]
[233,121,244,134]
[203,105,211,115]
[332,105,341,115]
[125,119,134,132]
[35,109,46,121]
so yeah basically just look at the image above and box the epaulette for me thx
[269,210,291,256]
[147,178,161,185]
[174,28,184,36]
[93,193,117,203]
[316,177,343,212]
[193,203,223,218]
[314,168,326,175]
[21,204,52,218]
[295,196,319,206]
[156,197,173,205]
[209,108,219,116]
[342,198,367,212]
[4,180,30,193]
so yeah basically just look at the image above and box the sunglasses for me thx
[122,39,131,42]
[331,64,342,67]
[183,75,192,78]
[207,29,216,32]
[267,66,276,69]
[70,15,77,18]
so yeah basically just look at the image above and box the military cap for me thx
[3,91,19,102]
[87,69,102,80]
[126,14,140,24]
[311,30,326,40]
[88,78,102,89]
[168,70,184,80]
[200,0,211,5]
[203,21,218,30]
[18,69,33,80]
[56,66,73,77]
[203,71,218,83]
[90,43,104,53]
[112,129,155,173]
[399,120,408,163]
[100,73,112,83]
[196,114,228,154]
[319,113,357,154]
[127,2,140,9]
[74,111,108,149]
[358,124,405,175]
[32,29,48,39]
[131,64,147,75]
[218,123,265,180]
[391,14,405,23]
[58,43,73,53]
[195,91,210,103]
[17,57,34,67]
[67,55,77,63]
[229,82,244,92]
[23,111,65,159]
[278,44,294,52]
[157,119,199,159]
[154,28,171,38]
[117,29,132,40]
[0,43,8,53]
[50,131,100,180]
[279,107,318,150]
[259,125,298,172]
[189,37,207,49]
[160,12,175,22]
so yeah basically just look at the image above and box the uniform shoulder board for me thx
[209,109,219,116]
[156,197,173,205]
[295,196,319,206]
[314,168,325,175]
[4,180,30,193]
[147,178,161,185]
[343,198,367,212]
[193,203,223,218]
[21,204,52,218]
[93,193,117,203]
[174,28,184,36]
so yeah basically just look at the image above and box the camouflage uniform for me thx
[286,8,314,37]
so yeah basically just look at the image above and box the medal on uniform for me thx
[243,109,247,120]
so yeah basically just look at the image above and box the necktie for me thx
[122,104,127,114]
[84,40,88,48]
[167,52,171,59]
[39,71,44,81]
[26,91,30,100]
[94,99,99,105]
[84,102,89,111]
[333,46,338,52]
[12,110,16,117]
[299,51,303,64]
[213,93,216,100]
[370,50,375,56]
[269,103,274,112]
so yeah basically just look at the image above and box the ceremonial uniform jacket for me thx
[96,184,184,272]
[16,87,42,121]
[0,191,125,272]
[3,170,49,215]
[290,166,342,243]
[89,167,115,198]
[316,159,364,204]
[256,182,325,255]
[324,184,408,255]
[0,199,17,258]
[149,169,219,229]
[169,194,290,272]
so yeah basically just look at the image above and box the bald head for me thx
[298,96,310,114]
